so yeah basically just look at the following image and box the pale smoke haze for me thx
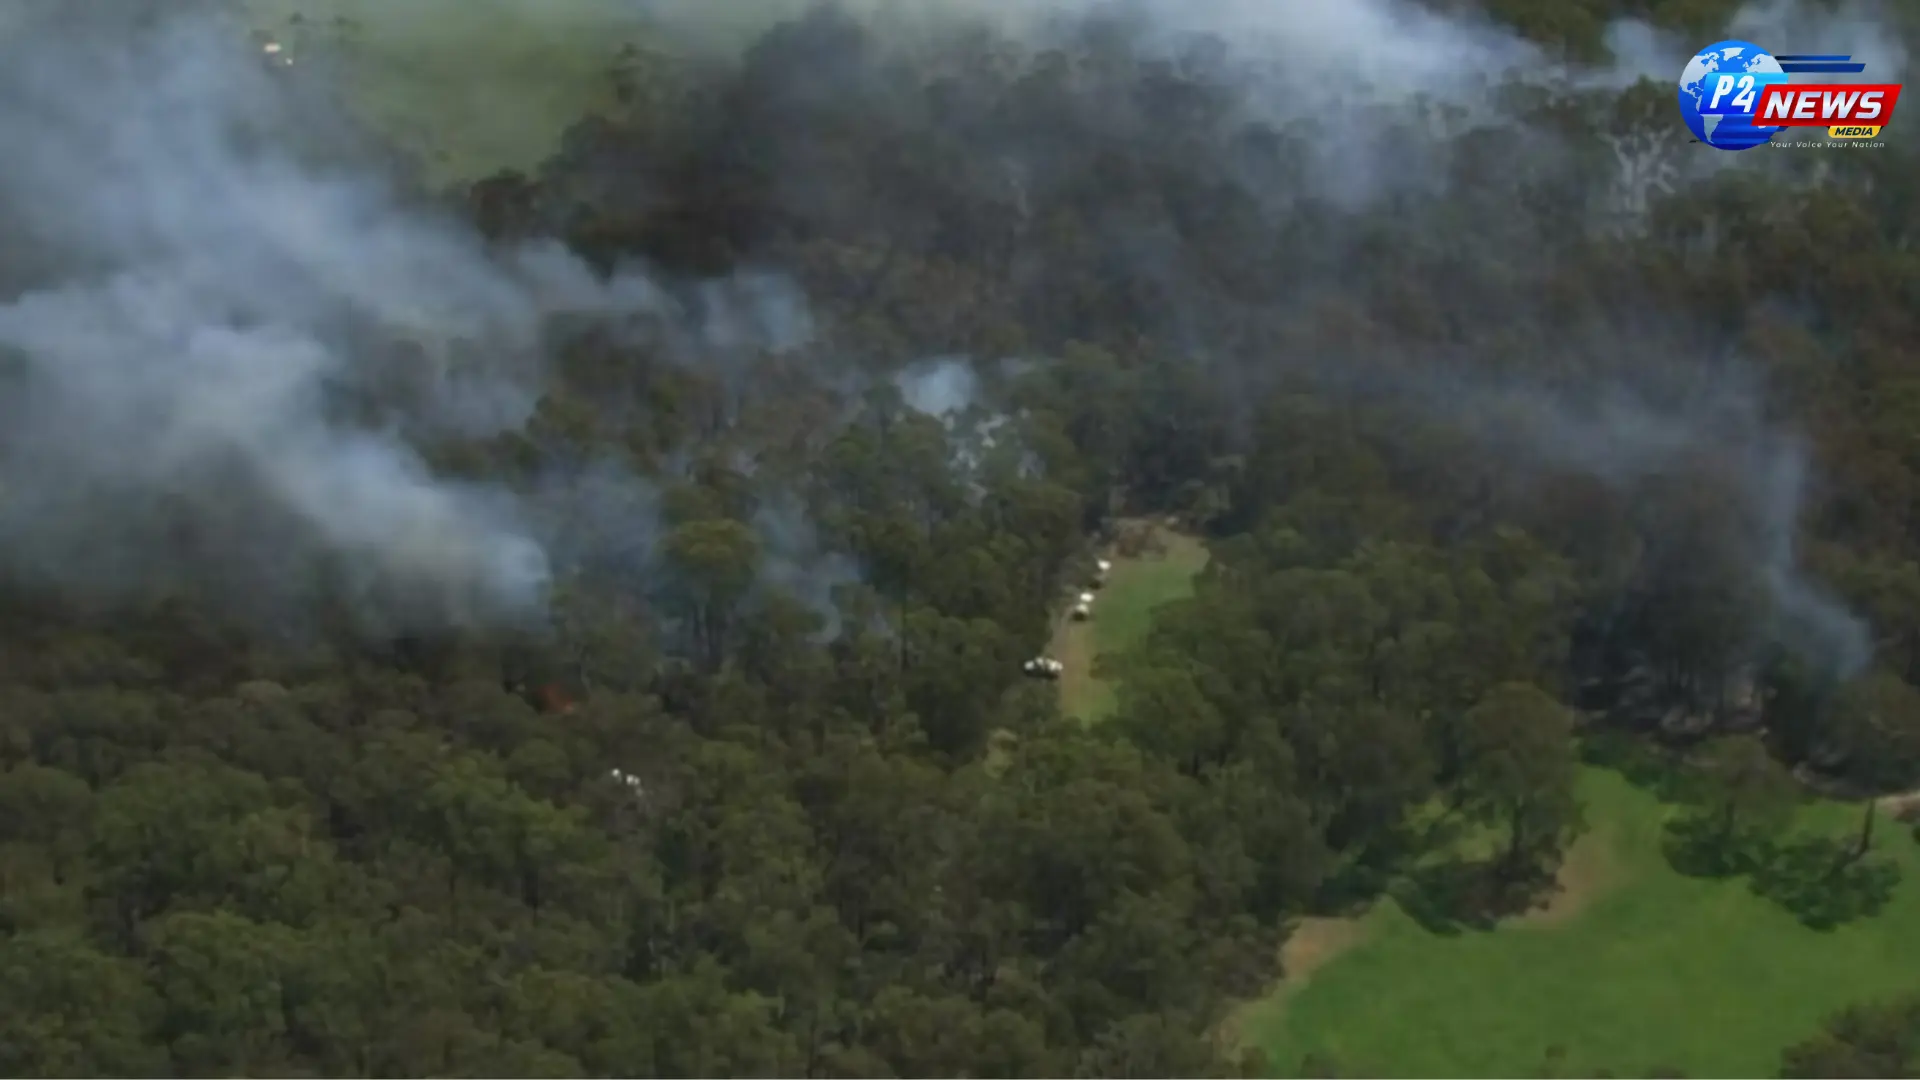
[0,7,794,627]
[0,0,1898,673]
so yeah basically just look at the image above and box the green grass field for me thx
[1050,526,1917,1077]
[1053,530,1208,723]
[1240,768,1920,1078]
[240,0,646,184]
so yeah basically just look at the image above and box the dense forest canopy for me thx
[1,0,1918,1074]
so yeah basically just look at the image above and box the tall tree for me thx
[1455,683,1584,884]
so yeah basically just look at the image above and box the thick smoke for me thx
[12,0,1895,678]
[656,0,1888,675]
[620,0,1899,208]
[0,11,531,624]
[0,6,798,629]
[627,0,1898,74]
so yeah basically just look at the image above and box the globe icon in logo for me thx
[1677,40,1787,150]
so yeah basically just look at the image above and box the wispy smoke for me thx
[1731,0,1908,81]
[1448,373,1871,675]
[894,357,978,418]
[751,490,861,636]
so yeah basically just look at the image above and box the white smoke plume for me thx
[628,0,1896,77]
[617,0,1900,214]
[0,6,798,628]
[123,0,1897,677]
[894,357,979,419]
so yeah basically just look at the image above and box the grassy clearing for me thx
[1244,768,1920,1078]
[239,0,643,184]
[1051,528,1208,723]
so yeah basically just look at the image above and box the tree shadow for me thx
[1391,856,1558,935]
[1747,837,1901,930]
[1661,812,1768,878]
[1580,731,1702,804]
[1664,812,1901,930]
[1293,1051,1352,1078]
[1313,823,1433,914]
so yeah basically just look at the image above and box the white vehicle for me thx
[1070,602,1091,621]
[1022,657,1065,679]
[1078,591,1095,604]
[1095,558,1112,572]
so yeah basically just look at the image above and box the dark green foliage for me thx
[1663,737,1799,877]
[1781,992,1920,1078]
[1747,837,1902,931]
[1660,739,1903,929]
[1,0,1918,1075]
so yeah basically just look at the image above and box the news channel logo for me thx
[1674,42,1896,148]
[1677,42,1898,150]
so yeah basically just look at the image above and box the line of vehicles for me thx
[1022,557,1110,681]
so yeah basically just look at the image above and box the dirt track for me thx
[1046,520,1207,722]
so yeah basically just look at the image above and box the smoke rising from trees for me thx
[0,6,806,629]
[0,0,1899,673]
